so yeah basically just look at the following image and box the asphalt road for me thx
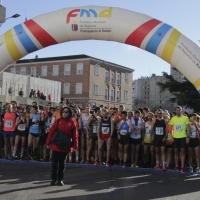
[0,160,200,200]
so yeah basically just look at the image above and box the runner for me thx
[188,113,200,173]
[97,108,114,166]
[111,107,121,166]
[86,107,101,165]
[12,107,29,160]
[79,104,91,164]
[68,108,80,163]
[130,110,144,168]
[117,111,133,168]
[142,112,155,168]
[170,106,190,173]
[43,108,55,162]
[152,109,167,171]
[2,103,19,160]
[26,105,45,161]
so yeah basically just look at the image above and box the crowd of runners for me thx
[0,100,200,173]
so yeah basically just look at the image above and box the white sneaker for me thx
[196,167,200,173]
[189,166,193,173]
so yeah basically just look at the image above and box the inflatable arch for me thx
[0,6,200,91]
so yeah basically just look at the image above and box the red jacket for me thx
[46,117,78,153]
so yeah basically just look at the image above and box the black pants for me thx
[51,150,68,181]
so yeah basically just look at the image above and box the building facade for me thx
[5,55,134,110]
[133,74,170,111]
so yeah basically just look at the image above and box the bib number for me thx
[102,127,110,134]
[5,120,13,128]
[175,124,183,132]
[18,124,26,131]
[120,129,126,135]
[155,127,164,135]
[93,126,97,133]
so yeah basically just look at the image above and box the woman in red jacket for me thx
[46,107,78,186]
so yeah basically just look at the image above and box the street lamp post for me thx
[0,13,20,27]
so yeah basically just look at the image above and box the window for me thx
[95,64,99,76]
[111,73,115,83]
[31,67,36,76]
[76,83,82,94]
[117,91,120,102]
[77,63,83,74]
[41,66,47,76]
[94,84,99,95]
[125,73,129,82]
[110,90,114,101]
[117,74,121,84]
[20,67,26,75]
[64,64,71,75]
[105,89,108,100]
[124,90,128,100]
[105,71,109,82]
[53,65,59,76]
[63,83,70,94]
[10,68,16,74]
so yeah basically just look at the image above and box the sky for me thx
[0,0,200,80]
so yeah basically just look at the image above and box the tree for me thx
[156,71,200,112]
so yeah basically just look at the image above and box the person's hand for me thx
[47,146,50,149]
[162,137,166,142]
[186,137,190,144]
[150,138,153,144]
[86,134,90,140]
[141,140,144,145]
[171,137,174,143]
[118,134,121,140]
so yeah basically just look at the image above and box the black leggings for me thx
[51,150,68,181]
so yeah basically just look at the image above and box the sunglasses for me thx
[62,111,69,113]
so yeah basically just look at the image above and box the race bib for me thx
[93,126,97,133]
[145,127,150,134]
[5,120,13,128]
[120,129,126,135]
[155,127,164,135]
[102,127,110,134]
[175,124,183,132]
[190,126,196,138]
[18,124,26,131]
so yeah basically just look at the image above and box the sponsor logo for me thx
[72,24,78,31]
[66,7,113,24]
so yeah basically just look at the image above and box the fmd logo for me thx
[66,7,113,24]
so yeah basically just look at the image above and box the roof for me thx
[16,54,134,72]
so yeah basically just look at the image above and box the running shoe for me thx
[162,166,166,171]
[80,159,85,164]
[76,160,79,164]
[106,162,111,167]
[154,165,160,169]
[119,161,123,167]
[90,157,94,163]
[173,166,179,171]
[10,156,15,161]
[131,163,135,168]
[98,161,103,166]
[68,159,72,163]
[25,156,33,162]
[181,167,186,173]
[2,155,8,160]
[42,158,47,162]
[188,166,193,173]
[122,163,127,168]
[134,164,139,168]
[94,159,99,166]
[85,160,90,164]
[196,167,200,173]
[49,158,52,162]
[113,160,118,166]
